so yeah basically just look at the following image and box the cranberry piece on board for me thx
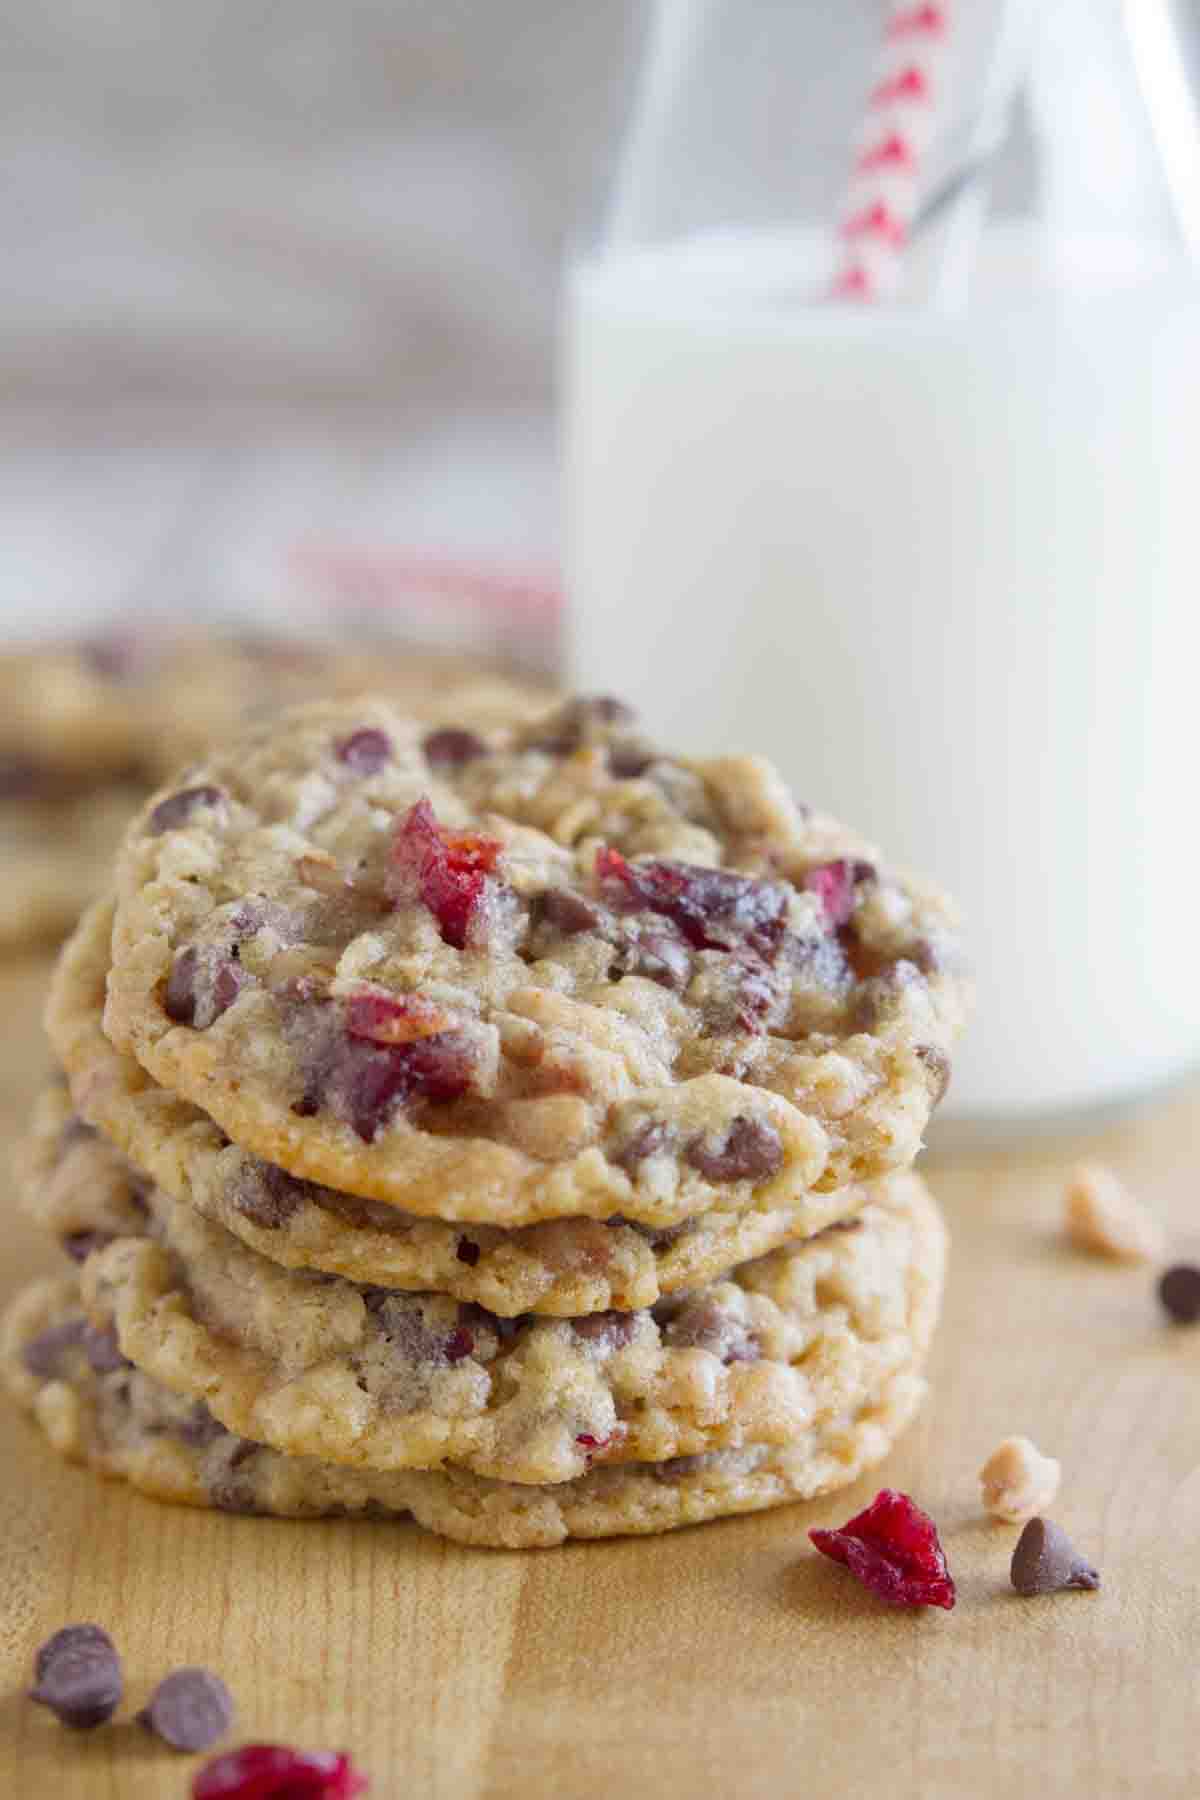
[810,1489,956,1610]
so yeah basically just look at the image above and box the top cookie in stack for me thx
[19,692,968,1544]
[100,694,967,1217]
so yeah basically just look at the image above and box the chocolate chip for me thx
[62,1230,117,1264]
[613,1119,672,1175]
[653,1454,707,1483]
[139,1668,234,1753]
[177,1401,226,1448]
[209,1439,262,1513]
[583,695,635,726]
[30,1624,123,1729]
[335,727,392,775]
[163,948,200,1023]
[659,1297,760,1364]
[1158,1263,1200,1325]
[685,1116,784,1183]
[233,1162,311,1230]
[527,696,635,754]
[0,756,48,800]
[422,726,486,770]
[163,946,248,1029]
[1010,1518,1100,1597]
[22,1318,87,1377]
[608,744,655,779]
[916,1044,952,1107]
[34,1624,113,1685]
[80,1323,131,1374]
[79,632,145,680]
[618,1215,688,1249]
[456,1238,481,1267]
[572,1310,638,1351]
[58,1114,97,1150]
[148,784,226,835]
[598,852,791,958]
[909,936,942,976]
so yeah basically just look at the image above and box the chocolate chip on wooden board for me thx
[1010,1519,1100,1597]
[30,1624,123,1729]
[1158,1263,1200,1325]
[139,1667,235,1752]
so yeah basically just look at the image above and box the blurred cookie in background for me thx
[0,629,553,950]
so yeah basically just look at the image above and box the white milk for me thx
[564,226,1200,1126]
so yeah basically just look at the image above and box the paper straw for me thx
[829,3,953,300]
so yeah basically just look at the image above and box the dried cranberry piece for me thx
[148,785,226,835]
[346,990,453,1045]
[804,858,875,928]
[192,1742,368,1798]
[456,1238,481,1266]
[422,726,486,769]
[596,849,790,957]
[685,1117,783,1183]
[285,991,479,1140]
[575,1432,611,1451]
[387,796,500,949]
[335,728,392,775]
[809,1489,956,1610]
[443,1326,475,1363]
[338,1035,476,1141]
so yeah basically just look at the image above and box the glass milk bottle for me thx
[564,0,1200,1133]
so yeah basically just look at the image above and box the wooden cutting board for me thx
[0,952,1197,1800]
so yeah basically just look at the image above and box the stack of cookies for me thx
[3,694,969,1547]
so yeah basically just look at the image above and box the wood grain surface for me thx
[0,951,1197,1800]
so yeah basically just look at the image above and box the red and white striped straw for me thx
[830,2,952,301]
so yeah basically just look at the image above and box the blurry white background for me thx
[1,0,1197,648]
[0,1,647,644]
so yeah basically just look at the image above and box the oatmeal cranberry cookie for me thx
[103,696,968,1227]
[0,785,145,947]
[62,1161,941,1484]
[1,1256,937,1546]
[13,1077,151,1264]
[47,902,876,1314]
[1,632,550,790]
